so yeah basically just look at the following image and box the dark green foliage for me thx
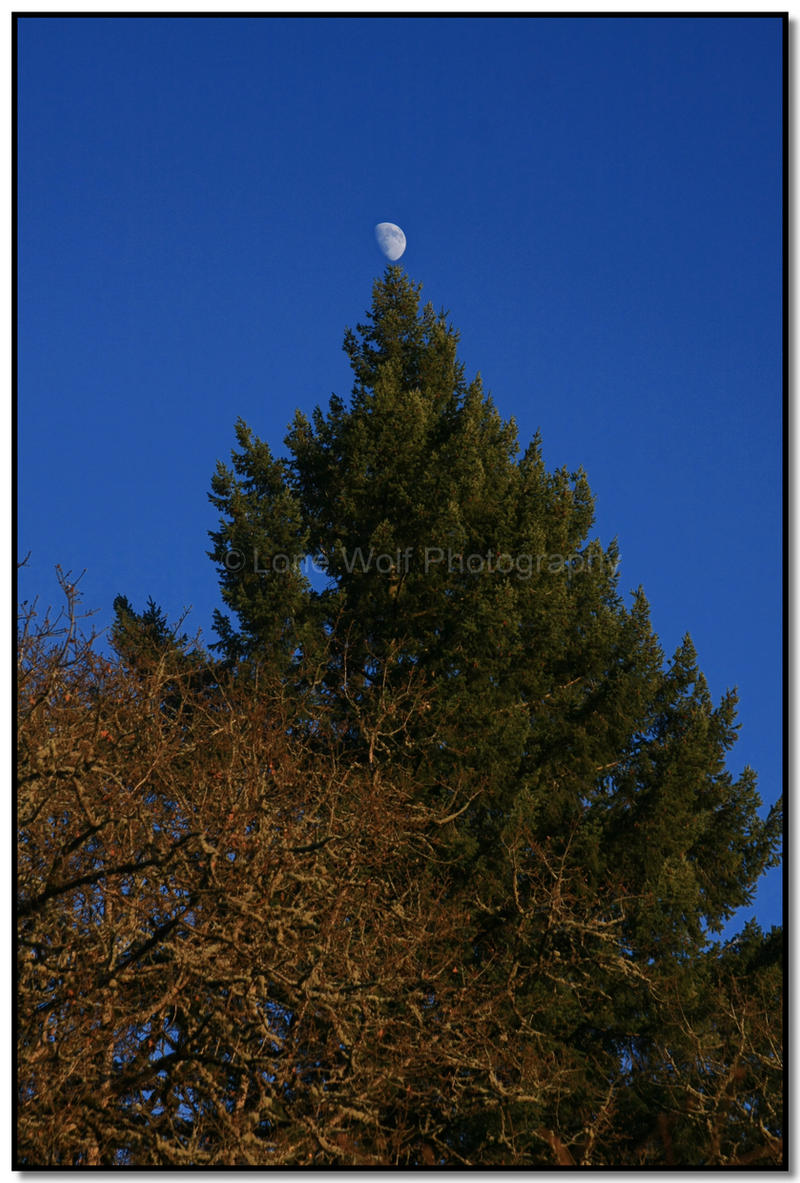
[111,595,175,667]
[208,422,313,669]
[201,265,783,1163]
[111,593,220,715]
[209,264,779,920]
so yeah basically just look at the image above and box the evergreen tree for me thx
[111,595,179,670]
[110,593,219,719]
[205,266,781,1162]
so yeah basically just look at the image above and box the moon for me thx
[375,222,407,261]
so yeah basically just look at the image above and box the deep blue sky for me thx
[18,16,783,933]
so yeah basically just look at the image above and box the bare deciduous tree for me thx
[17,577,782,1166]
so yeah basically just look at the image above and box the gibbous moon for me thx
[375,222,407,261]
